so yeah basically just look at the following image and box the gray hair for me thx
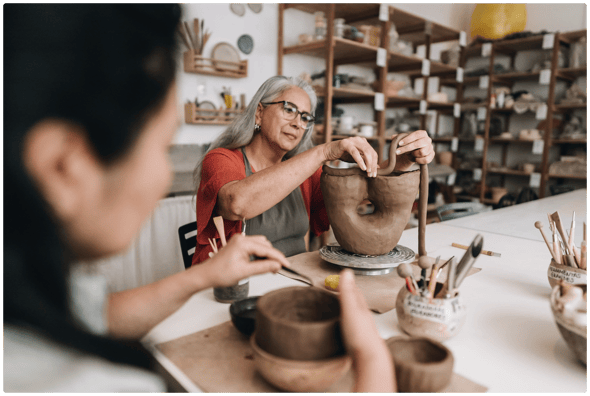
[193,75,317,192]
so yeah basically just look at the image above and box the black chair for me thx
[436,202,490,222]
[178,221,197,269]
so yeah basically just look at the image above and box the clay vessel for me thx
[320,133,428,256]
[250,334,351,392]
[550,284,587,365]
[438,151,453,167]
[547,259,587,288]
[255,286,344,361]
[386,336,454,392]
[395,282,466,342]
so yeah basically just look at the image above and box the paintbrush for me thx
[452,242,500,257]
[213,216,227,247]
[417,256,432,294]
[436,256,454,279]
[535,221,561,264]
[550,220,562,264]
[427,256,441,302]
[454,234,483,289]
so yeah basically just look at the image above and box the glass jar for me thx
[314,11,326,40]
[334,18,345,38]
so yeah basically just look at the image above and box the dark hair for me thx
[4,4,181,369]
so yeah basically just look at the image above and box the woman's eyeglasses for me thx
[261,101,315,125]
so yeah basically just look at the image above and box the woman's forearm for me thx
[218,145,326,220]
[107,266,214,339]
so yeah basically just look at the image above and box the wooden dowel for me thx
[535,221,561,263]
[213,216,227,247]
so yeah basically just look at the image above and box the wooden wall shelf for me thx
[183,50,248,78]
[184,103,243,125]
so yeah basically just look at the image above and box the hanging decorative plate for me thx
[248,4,263,13]
[211,42,241,72]
[196,100,217,121]
[237,34,254,55]
[230,4,246,17]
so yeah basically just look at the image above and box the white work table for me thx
[445,189,587,246]
[144,195,588,393]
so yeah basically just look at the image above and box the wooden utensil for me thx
[428,256,441,301]
[177,25,193,50]
[568,211,576,249]
[183,21,197,50]
[193,18,200,54]
[452,242,500,257]
[201,30,211,54]
[213,216,227,247]
[535,221,561,263]
[550,212,578,268]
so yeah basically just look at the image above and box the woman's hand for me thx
[393,130,435,171]
[338,269,395,392]
[197,234,290,287]
[322,137,380,177]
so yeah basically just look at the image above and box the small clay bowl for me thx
[255,286,344,361]
[229,296,259,336]
[386,336,454,392]
[547,259,587,289]
[550,284,587,365]
[250,334,351,392]
[395,282,466,342]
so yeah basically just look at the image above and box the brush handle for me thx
[553,235,562,265]
[581,241,587,270]
[551,212,572,256]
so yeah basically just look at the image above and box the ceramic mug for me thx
[395,282,466,342]
[337,116,355,135]
[358,123,375,137]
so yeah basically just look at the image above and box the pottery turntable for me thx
[319,243,416,275]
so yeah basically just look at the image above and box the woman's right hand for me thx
[322,137,380,177]
[197,234,290,287]
[338,269,395,392]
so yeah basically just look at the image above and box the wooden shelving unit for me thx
[183,50,248,78]
[278,4,460,160]
[184,103,243,125]
[439,29,587,202]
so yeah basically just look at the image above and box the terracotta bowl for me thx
[255,286,344,360]
[395,282,466,342]
[386,336,454,392]
[547,259,587,288]
[550,284,587,365]
[250,334,351,392]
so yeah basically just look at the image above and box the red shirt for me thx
[192,148,329,265]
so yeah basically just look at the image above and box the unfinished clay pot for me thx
[438,151,453,167]
[395,282,466,342]
[255,286,344,361]
[550,284,587,365]
[250,334,351,392]
[386,336,454,392]
[321,133,428,256]
[548,259,587,289]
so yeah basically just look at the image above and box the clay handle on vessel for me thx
[377,133,408,176]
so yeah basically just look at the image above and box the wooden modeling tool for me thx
[550,212,573,256]
[568,211,576,249]
[213,216,227,247]
[177,26,192,50]
[445,258,458,298]
[436,256,454,279]
[193,18,200,54]
[452,243,500,257]
[241,218,247,236]
[427,256,441,302]
[208,237,218,253]
[183,21,197,50]
[454,234,483,289]
[551,220,562,265]
[397,263,419,295]
[535,221,561,263]
[581,222,587,270]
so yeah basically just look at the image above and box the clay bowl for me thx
[395,282,466,342]
[229,296,259,336]
[386,336,454,392]
[250,334,351,392]
[550,284,587,365]
[547,259,587,288]
[255,286,344,361]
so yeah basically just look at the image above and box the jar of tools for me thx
[213,278,249,303]
[395,281,466,342]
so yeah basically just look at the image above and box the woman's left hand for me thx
[394,130,435,170]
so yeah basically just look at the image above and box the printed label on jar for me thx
[403,294,464,324]
[548,266,587,284]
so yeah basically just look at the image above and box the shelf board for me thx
[315,86,376,103]
[554,103,587,112]
[331,134,380,141]
[391,7,459,45]
[487,169,534,177]
[548,173,587,180]
[551,138,587,144]
[284,4,381,24]
[493,35,547,53]
[559,29,587,44]
[558,66,587,78]
[493,71,541,82]
[490,137,540,144]
[386,95,421,108]
[432,136,455,142]
[283,37,378,65]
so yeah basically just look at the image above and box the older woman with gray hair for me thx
[192,75,434,265]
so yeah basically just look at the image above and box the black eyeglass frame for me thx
[260,100,315,124]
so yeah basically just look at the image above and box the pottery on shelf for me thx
[385,336,454,392]
[250,334,351,392]
[547,259,587,289]
[320,133,428,256]
[438,151,453,167]
[395,282,467,342]
[550,284,587,365]
[255,286,344,361]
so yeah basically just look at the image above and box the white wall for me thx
[174,3,587,146]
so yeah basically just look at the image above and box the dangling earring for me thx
[254,123,260,131]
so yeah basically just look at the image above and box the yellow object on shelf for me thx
[324,275,340,291]
[470,4,527,40]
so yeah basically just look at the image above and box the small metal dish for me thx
[229,296,259,336]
